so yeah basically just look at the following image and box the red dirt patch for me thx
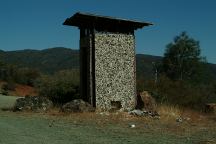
[12,84,37,97]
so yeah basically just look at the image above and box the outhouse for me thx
[63,12,152,111]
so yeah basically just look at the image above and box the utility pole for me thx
[152,62,158,84]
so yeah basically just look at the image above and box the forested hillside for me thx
[0,47,215,79]
[0,47,79,74]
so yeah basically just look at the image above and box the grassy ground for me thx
[0,95,215,144]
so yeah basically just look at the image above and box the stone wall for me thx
[94,32,136,111]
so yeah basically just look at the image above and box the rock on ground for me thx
[136,91,157,113]
[128,109,144,116]
[128,109,160,117]
[61,99,95,113]
[13,96,53,112]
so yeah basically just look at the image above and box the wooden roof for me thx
[63,12,152,32]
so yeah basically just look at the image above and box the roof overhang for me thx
[63,12,153,32]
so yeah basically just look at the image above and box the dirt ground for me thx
[0,111,215,144]
[0,95,215,144]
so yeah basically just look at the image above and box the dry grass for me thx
[42,104,215,125]
[157,104,182,122]
[157,104,214,123]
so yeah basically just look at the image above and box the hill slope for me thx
[0,47,79,73]
[136,54,162,79]
[0,47,215,80]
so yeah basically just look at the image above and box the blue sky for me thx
[0,0,215,63]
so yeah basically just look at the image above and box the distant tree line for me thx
[0,61,40,86]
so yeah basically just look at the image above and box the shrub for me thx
[36,69,80,105]
[0,81,16,96]
[15,68,41,86]
[138,75,215,110]
[2,81,16,91]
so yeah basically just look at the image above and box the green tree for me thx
[163,32,208,83]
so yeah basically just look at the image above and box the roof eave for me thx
[63,12,153,31]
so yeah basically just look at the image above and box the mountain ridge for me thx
[0,47,215,79]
